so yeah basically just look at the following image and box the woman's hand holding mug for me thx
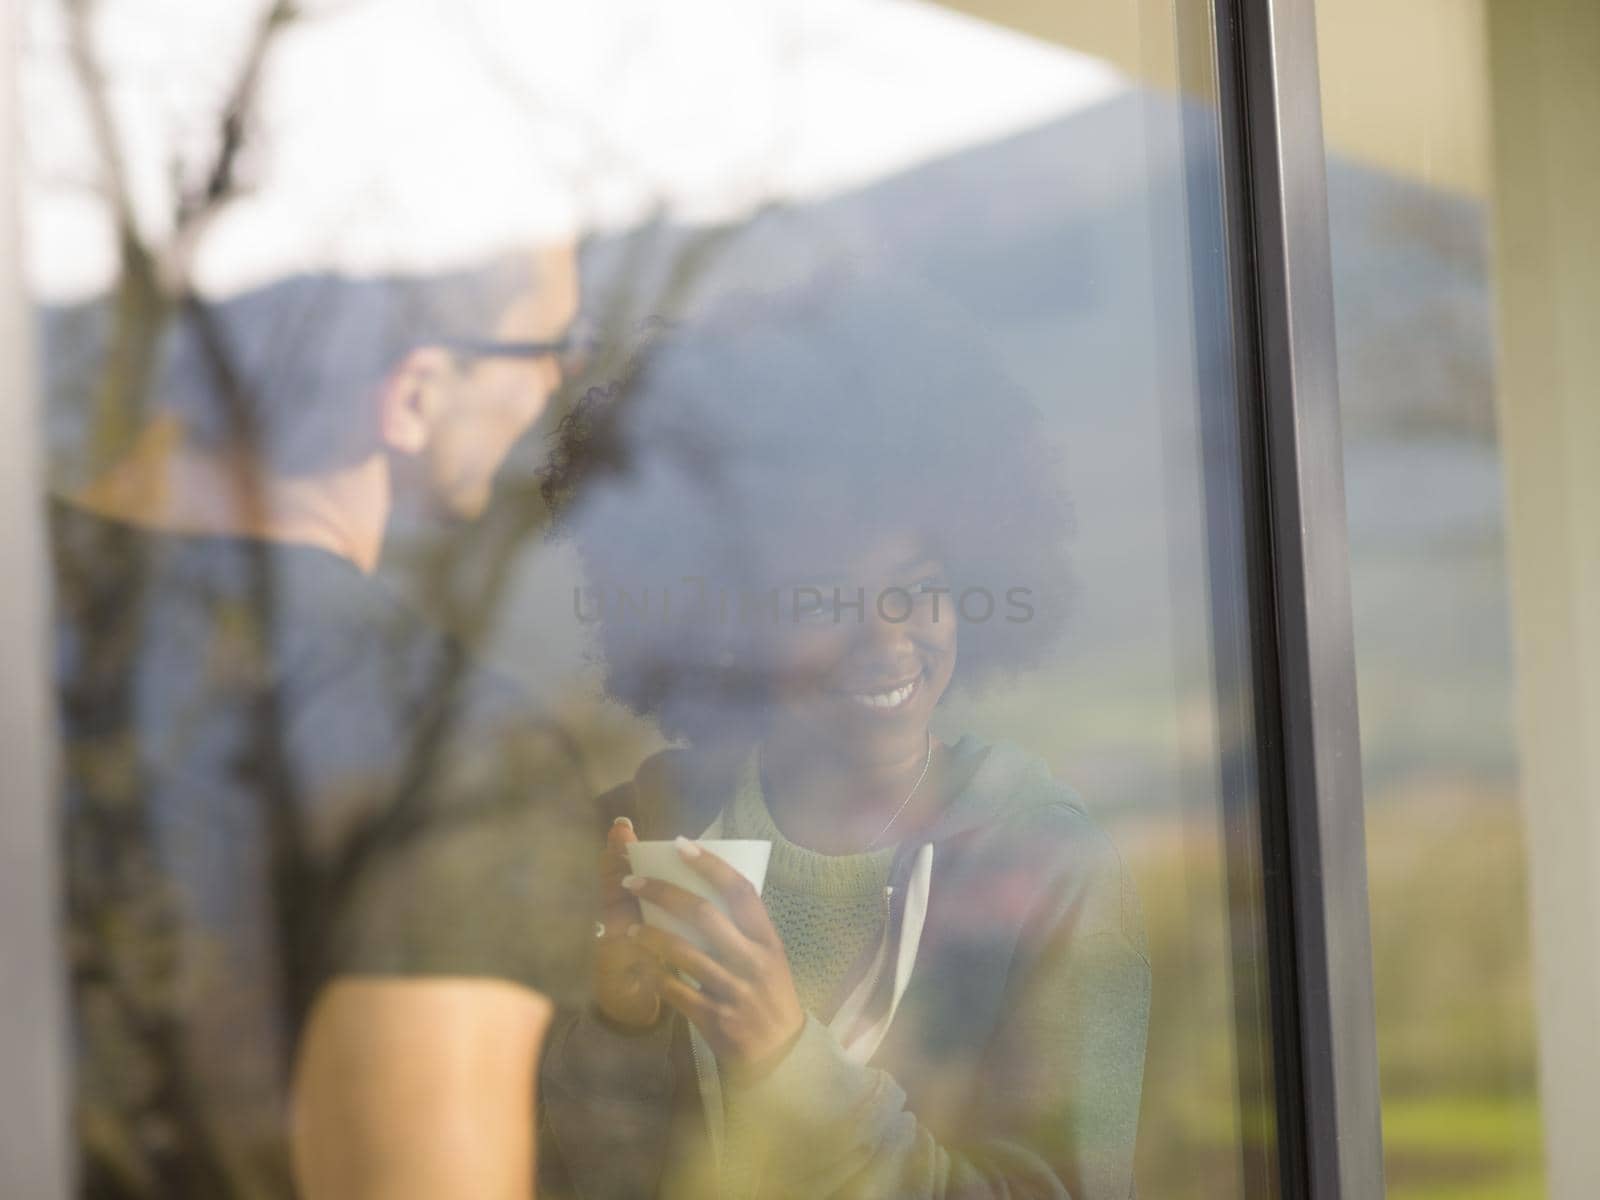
[603,830,804,1077]
[594,817,665,1029]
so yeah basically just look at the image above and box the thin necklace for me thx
[865,732,934,850]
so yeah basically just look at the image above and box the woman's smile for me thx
[835,671,922,712]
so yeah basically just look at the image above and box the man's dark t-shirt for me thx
[52,502,594,1198]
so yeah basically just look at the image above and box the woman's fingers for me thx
[657,973,723,1032]
[600,817,641,934]
[600,845,630,892]
[594,934,665,1027]
[672,837,776,946]
[627,924,744,999]
[607,815,638,851]
[620,877,759,971]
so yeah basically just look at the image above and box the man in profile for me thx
[53,243,593,1198]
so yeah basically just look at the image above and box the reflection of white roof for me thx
[24,0,1127,301]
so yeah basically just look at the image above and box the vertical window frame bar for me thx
[1209,0,1386,1196]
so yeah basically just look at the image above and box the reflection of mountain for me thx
[865,98,1513,792]
[585,91,1515,797]
[38,89,1515,804]
[1328,162,1497,442]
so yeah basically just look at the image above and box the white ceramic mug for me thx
[625,838,773,951]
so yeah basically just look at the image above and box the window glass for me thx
[1316,1,1577,1196]
[30,2,1282,1196]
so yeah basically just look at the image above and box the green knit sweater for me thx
[704,767,896,1198]
[722,772,895,1018]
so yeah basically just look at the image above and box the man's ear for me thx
[379,347,455,455]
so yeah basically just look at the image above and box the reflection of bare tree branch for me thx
[176,288,318,1018]
[63,0,142,243]
[170,1,297,285]
[58,6,747,1189]
[449,217,743,632]
[60,3,304,1190]
[62,0,294,467]
[64,0,167,467]
[330,216,744,919]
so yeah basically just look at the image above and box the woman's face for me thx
[762,533,958,764]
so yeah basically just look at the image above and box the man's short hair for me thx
[159,251,543,474]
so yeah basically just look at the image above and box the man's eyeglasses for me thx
[439,328,600,376]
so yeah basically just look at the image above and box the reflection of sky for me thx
[24,0,1126,301]
[27,0,1512,804]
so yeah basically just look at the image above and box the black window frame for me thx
[1210,0,1386,1196]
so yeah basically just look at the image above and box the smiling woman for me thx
[536,276,1149,1199]
[546,278,1077,751]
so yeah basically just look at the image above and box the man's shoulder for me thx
[48,499,580,809]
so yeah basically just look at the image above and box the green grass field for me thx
[1122,777,1543,1199]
